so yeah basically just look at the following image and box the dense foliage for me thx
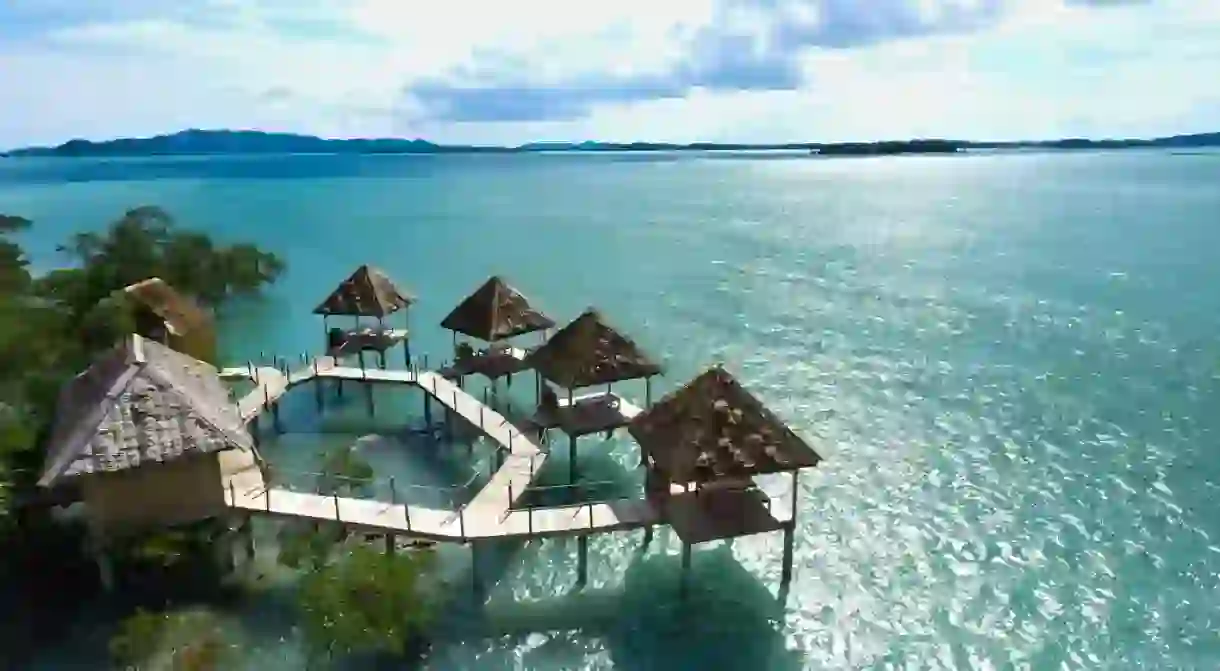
[109,608,233,671]
[0,207,282,667]
[278,447,437,664]
[0,206,284,510]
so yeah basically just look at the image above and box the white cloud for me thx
[0,0,1216,147]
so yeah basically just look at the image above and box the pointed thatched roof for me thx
[525,308,661,389]
[440,275,555,342]
[122,277,211,336]
[313,265,413,318]
[38,334,253,487]
[629,367,821,483]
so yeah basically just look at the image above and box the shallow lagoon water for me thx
[4,149,1220,669]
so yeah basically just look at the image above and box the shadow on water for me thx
[421,545,803,671]
[605,548,804,671]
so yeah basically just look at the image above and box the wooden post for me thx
[569,434,577,484]
[93,534,115,593]
[645,377,652,408]
[459,506,467,541]
[643,525,654,547]
[271,401,282,433]
[471,541,483,597]
[244,514,256,560]
[423,389,432,428]
[337,378,344,398]
[365,382,375,417]
[314,373,324,411]
[577,535,589,586]
[379,351,387,370]
[781,523,795,584]
[404,502,412,531]
[385,534,396,555]
[333,492,341,520]
[680,542,692,595]
[791,470,800,525]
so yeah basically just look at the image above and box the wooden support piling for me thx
[93,536,115,593]
[244,514,256,559]
[569,434,577,484]
[781,523,796,584]
[680,542,692,595]
[577,535,589,586]
[271,401,282,433]
[471,541,483,597]
[643,525,654,547]
[385,533,396,555]
[365,382,375,417]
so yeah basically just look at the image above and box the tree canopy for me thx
[0,206,283,520]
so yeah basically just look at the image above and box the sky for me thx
[0,0,1217,148]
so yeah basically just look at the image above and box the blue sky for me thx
[1,0,1217,147]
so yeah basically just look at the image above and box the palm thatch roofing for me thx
[38,334,253,488]
[440,275,555,342]
[629,367,821,484]
[122,277,212,336]
[525,308,662,389]
[313,265,413,318]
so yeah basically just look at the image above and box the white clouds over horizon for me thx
[0,0,1217,148]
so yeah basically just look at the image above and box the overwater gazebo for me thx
[628,366,822,584]
[37,333,256,590]
[313,265,414,368]
[120,277,216,362]
[439,275,555,384]
[525,307,662,483]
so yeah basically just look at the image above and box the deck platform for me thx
[532,391,644,437]
[328,327,409,356]
[439,345,533,381]
[663,488,784,545]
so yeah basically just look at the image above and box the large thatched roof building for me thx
[38,334,254,532]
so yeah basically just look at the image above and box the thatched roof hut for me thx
[440,275,555,342]
[628,366,821,484]
[313,265,413,318]
[525,308,662,390]
[38,334,253,488]
[122,277,211,336]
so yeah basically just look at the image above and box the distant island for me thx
[3,128,1219,158]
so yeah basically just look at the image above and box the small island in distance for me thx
[3,128,1219,158]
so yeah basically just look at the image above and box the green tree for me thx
[0,207,282,527]
[277,447,436,665]
[297,545,436,663]
[109,608,233,671]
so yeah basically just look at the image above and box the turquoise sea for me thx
[3,149,1220,669]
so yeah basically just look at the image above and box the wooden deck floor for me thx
[223,360,661,541]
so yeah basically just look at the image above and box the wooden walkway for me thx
[222,359,660,542]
